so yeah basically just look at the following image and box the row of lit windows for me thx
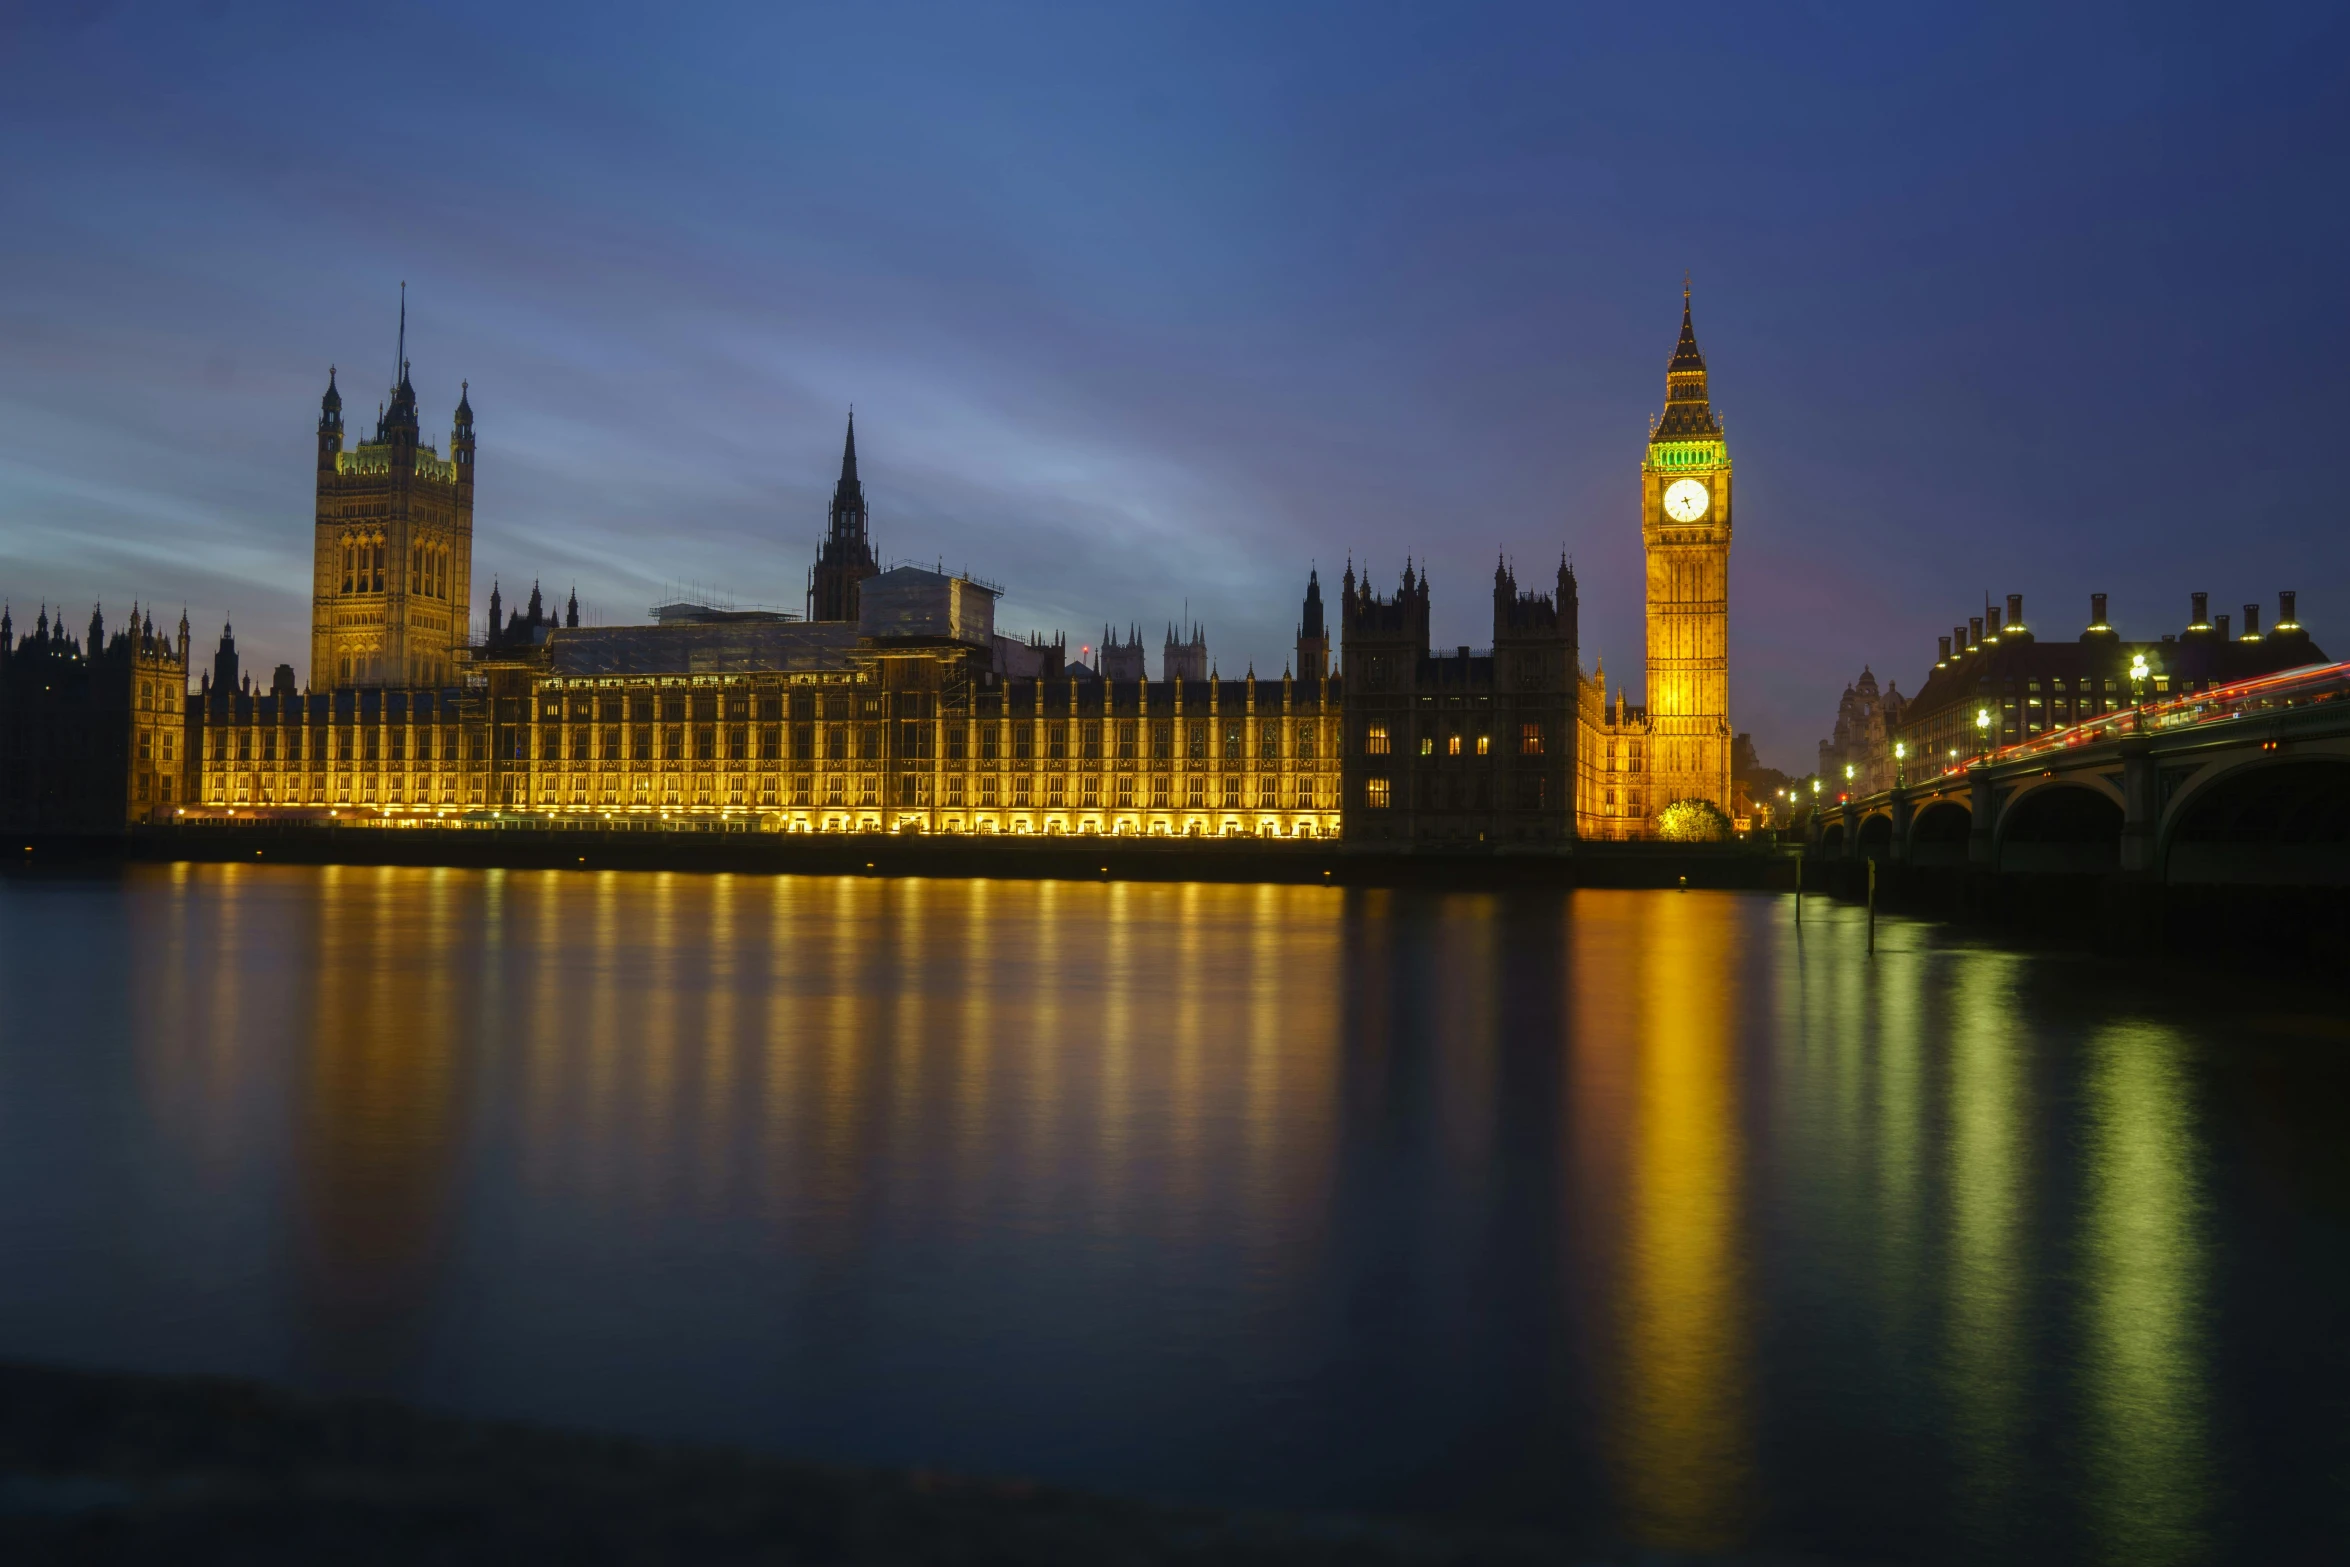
[337,533,453,600]
[1361,722,1544,757]
[510,718,1328,763]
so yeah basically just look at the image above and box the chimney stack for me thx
[2006,593,2024,631]
[1987,606,2002,637]
[1954,625,1968,657]
[2279,590,2299,630]
[2215,612,2231,640]
[2241,603,2261,639]
[1969,615,1984,649]
[1938,635,1952,664]
[2191,591,2209,629]
[2090,592,2108,629]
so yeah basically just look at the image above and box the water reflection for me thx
[2081,1023,2211,1565]
[1615,893,1752,1552]
[1944,954,2029,1555]
[2,866,2322,1562]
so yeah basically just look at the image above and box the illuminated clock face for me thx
[1662,478,1711,523]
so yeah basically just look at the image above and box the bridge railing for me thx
[1904,659,2350,785]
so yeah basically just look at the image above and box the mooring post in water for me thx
[1795,854,1803,923]
[1866,859,1877,953]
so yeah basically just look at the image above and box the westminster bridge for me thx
[1813,659,2350,892]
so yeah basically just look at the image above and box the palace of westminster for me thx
[2,293,1747,844]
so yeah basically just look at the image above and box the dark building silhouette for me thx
[806,413,878,623]
[1338,555,1579,846]
[0,602,190,828]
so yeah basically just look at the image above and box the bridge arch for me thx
[1857,812,1894,859]
[1994,778,2122,874]
[1819,819,1846,854]
[2161,755,2350,886]
[1908,798,1971,867]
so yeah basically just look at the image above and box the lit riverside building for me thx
[5,290,1752,842]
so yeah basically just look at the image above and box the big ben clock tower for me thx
[1640,281,1733,822]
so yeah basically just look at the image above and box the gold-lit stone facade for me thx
[188,644,1342,840]
[1629,284,1733,825]
[310,360,474,690]
[175,288,1743,844]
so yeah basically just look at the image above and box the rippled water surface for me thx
[1,864,2344,1562]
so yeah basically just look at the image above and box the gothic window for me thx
[1447,733,1462,757]
[1013,776,1033,807]
[1151,775,1170,808]
[1186,776,1205,808]
[1258,776,1277,808]
[1116,775,1134,809]
[1081,722,1100,761]
[1420,736,1434,757]
[948,724,968,761]
[1295,724,1314,760]
[759,723,779,759]
[1222,776,1241,809]
[1187,722,1207,759]
[1366,778,1392,809]
[1520,723,1544,756]
[1152,721,1172,760]
[1117,721,1136,760]
[1048,722,1067,760]
[1477,734,1490,756]
[1013,726,1033,762]
[1224,722,1243,760]
[1364,723,1390,756]
[979,722,999,761]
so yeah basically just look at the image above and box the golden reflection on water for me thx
[2081,1023,2211,1566]
[1573,890,1752,1554]
[83,866,2241,1557]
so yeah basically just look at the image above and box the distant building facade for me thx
[1894,591,2326,774]
[1818,667,1906,796]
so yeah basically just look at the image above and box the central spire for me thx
[839,407,858,488]
[1653,277,1720,442]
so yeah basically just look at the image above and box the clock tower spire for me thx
[1638,278,1734,827]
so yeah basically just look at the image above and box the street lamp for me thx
[1894,739,1907,787]
[1975,706,1993,758]
[2129,651,2151,711]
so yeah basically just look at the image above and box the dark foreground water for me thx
[0,864,2344,1563]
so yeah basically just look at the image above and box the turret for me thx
[486,580,502,646]
[318,366,344,471]
[566,586,579,629]
[1295,567,1329,681]
[212,622,239,698]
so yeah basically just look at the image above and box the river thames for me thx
[0,864,2341,1562]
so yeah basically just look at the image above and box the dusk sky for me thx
[4,2,2344,770]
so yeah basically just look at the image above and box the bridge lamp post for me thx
[1975,706,1993,759]
[1894,740,1907,788]
[2129,652,2151,711]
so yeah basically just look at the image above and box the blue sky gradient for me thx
[3,1,2345,768]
